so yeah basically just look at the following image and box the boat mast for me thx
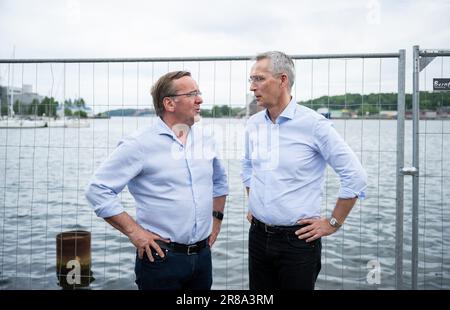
[9,46,15,118]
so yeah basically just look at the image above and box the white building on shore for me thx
[0,84,43,116]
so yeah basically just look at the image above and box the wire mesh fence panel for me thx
[1,52,446,290]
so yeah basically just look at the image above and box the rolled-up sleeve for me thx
[240,127,253,188]
[314,118,367,200]
[85,138,144,218]
[212,156,229,197]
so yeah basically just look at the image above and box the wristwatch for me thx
[212,211,224,221]
[329,217,342,229]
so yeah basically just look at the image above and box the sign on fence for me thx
[433,78,450,91]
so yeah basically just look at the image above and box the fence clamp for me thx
[401,167,418,176]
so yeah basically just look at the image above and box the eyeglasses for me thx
[167,90,202,98]
[248,76,266,84]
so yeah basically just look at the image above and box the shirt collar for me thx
[264,97,298,124]
[154,116,195,147]
[155,116,176,138]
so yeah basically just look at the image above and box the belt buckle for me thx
[264,224,276,234]
[187,244,198,255]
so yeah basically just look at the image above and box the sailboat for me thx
[46,102,90,128]
[46,117,90,128]
[0,117,47,129]
[0,47,47,129]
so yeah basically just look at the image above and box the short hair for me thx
[151,71,191,117]
[256,51,295,91]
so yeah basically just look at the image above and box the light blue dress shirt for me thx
[85,117,228,244]
[241,98,367,226]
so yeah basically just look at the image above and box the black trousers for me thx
[248,218,322,290]
[134,246,212,290]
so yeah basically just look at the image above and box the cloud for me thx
[1,0,449,110]
[1,0,449,58]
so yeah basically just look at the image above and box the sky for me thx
[0,0,449,111]
[1,0,449,58]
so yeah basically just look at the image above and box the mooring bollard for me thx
[56,230,94,289]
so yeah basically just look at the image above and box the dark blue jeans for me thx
[248,220,322,290]
[134,246,212,290]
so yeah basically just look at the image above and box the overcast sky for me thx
[0,0,449,110]
[1,0,449,58]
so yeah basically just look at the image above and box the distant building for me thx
[437,106,450,118]
[405,110,445,119]
[0,84,43,115]
[0,84,43,105]
[424,111,437,119]
[327,109,352,119]
[329,109,343,118]
[379,111,398,119]
[316,107,331,119]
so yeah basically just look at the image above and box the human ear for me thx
[280,73,288,88]
[163,97,175,112]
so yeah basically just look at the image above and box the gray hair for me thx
[256,51,295,91]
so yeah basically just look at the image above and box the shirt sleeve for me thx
[84,137,144,218]
[210,135,228,197]
[314,118,367,200]
[212,157,229,198]
[240,126,253,188]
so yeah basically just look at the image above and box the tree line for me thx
[9,91,445,119]
[1,97,88,118]
[199,91,450,118]
[200,105,244,117]
[299,91,450,115]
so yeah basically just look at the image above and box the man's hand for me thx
[209,218,222,247]
[295,217,338,242]
[104,212,170,262]
[128,227,170,262]
[295,198,356,242]
[246,211,253,223]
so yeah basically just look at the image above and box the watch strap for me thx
[212,211,224,221]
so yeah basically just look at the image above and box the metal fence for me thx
[409,46,450,289]
[0,49,448,289]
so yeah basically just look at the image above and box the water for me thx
[0,117,449,290]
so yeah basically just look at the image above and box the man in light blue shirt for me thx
[241,51,367,290]
[85,71,228,290]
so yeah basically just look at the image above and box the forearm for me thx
[104,212,142,237]
[296,197,357,241]
[213,195,226,213]
[331,197,358,224]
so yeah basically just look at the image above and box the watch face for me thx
[330,218,340,227]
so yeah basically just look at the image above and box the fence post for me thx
[411,45,420,290]
[395,49,406,290]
